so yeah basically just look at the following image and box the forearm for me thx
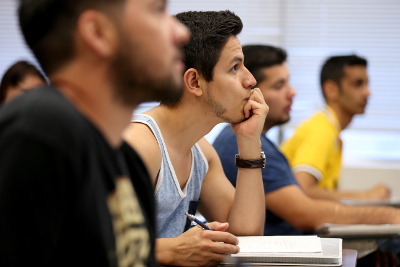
[227,137,265,236]
[267,185,400,233]
[331,204,400,225]
[296,171,387,201]
[227,168,265,235]
[305,186,366,201]
[155,238,175,266]
[309,201,400,228]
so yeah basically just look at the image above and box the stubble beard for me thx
[109,34,184,108]
[205,85,245,124]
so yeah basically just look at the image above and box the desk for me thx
[340,197,400,208]
[317,224,400,240]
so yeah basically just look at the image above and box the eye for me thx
[273,82,284,90]
[354,79,366,88]
[230,64,238,72]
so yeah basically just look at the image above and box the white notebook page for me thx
[237,236,323,253]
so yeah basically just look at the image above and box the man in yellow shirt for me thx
[281,55,391,201]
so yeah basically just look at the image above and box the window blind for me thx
[0,0,39,78]
[168,0,282,47]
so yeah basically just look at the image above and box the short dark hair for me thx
[175,10,243,82]
[242,45,287,85]
[320,55,367,99]
[0,60,46,104]
[18,0,125,76]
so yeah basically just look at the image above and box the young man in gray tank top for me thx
[124,11,268,267]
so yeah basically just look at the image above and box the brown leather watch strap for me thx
[235,151,265,169]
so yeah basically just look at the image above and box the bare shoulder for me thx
[123,122,162,183]
[197,137,220,164]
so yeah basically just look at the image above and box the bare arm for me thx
[295,171,391,201]
[198,88,268,236]
[197,138,265,236]
[266,185,400,232]
[123,122,162,185]
[124,123,241,266]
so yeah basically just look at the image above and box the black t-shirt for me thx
[0,86,156,267]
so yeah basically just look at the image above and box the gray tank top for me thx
[132,114,209,238]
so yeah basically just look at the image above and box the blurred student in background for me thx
[281,55,391,201]
[0,60,46,105]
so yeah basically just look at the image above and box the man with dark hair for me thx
[0,0,189,266]
[124,11,268,267]
[281,55,391,201]
[213,45,400,261]
[320,56,368,100]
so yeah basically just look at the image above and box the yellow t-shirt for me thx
[281,106,342,190]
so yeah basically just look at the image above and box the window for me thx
[0,1,39,78]
[280,0,400,162]
[2,0,399,162]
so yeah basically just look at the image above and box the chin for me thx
[226,114,247,124]
[356,108,366,114]
[275,117,290,126]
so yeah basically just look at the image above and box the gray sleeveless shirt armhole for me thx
[132,114,208,238]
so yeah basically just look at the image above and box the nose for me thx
[243,67,256,90]
[171,16,191,47]
[365,84,371,97]
[287,83,296,98]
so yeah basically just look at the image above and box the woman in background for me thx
[0,61,46,105]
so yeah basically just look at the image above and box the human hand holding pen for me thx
[185,212,213,230]
[155,221,239,267]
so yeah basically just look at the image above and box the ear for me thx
[183,68,203,97]
[323,80,340,102]
[76,10,118,58]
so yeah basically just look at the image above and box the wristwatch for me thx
[235,151,266,169]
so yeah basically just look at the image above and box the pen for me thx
[185,212,213,231]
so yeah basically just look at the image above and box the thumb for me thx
[206,221,229,231]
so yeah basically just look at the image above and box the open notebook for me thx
[224,236,342,266]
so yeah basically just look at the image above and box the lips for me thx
[360,100,368,108]
[285,101,293,112]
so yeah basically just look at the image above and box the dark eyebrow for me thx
[230,56,243,65]
[152,0,167,5]
[354,78,368,84]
